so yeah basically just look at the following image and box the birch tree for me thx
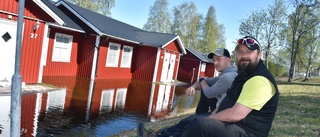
[66,0,115,16]
[286,0,320,82]
[171,2,202,49]
[143,0,171,33]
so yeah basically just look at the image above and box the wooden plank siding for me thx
[95,38,138,80]
[205,63,215,78]
[1,0,55,83]
[42,28,84,77]
[76,35,96,78]
[178,51,201,84]
[1,0,186,84]
[177,49,215,84]
[154,40,182,82]
[131,46,158,81]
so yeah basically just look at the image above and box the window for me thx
[52,33,73,62]
[120,45,133,68]
[114,88,127,109]
[100,89,114,113]
[201,63,206,72]
[106,42,120,67]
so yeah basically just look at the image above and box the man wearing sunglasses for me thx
[138,36,279,137]
[185,48,237,114]
[181,36,279,137]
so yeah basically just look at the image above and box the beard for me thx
[237,58,258,76]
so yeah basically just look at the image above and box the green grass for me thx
[269,77,320,137]
[111,77,320,137]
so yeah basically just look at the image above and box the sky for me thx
[110,0,275,52]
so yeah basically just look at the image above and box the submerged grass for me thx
[111,77,320,137]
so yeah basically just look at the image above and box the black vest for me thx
[218,60,279,137]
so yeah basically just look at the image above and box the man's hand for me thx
[185,86,196,96]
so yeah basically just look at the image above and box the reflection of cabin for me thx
[178,48,216,84]
[0,0,186,87]
[90,79,176,118]
[0,89,67,137]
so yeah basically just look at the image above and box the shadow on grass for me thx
[276,77,320,86]
[270,92,320,137]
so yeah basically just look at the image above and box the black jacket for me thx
[218,60,279,137]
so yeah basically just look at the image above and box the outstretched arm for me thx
[185,77,206,96]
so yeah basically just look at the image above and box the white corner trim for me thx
[162,35,186,55]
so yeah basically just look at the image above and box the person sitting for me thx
[185,48,237,114]
[138,36,280,137]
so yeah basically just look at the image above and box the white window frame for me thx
[114,88,127,109]
[52,33,73,62]
[100,89,115,113]
[106,42,121,67]
[120,45,133,68]
[201,63,206,72]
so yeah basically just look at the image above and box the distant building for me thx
[177,48,216,84]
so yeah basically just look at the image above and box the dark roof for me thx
[135,30,178,47]
[186,48,213,63]
[41,0,85,32]
[41,0,185,54]
[56,1,144,43]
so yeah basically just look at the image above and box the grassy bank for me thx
[111,77,320,137]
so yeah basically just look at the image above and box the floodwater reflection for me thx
[0,76,200,136]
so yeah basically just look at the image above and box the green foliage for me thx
[285,0,320,82]
[268,61,287,76]
[66,0,115,16]
[171,2,202,50]
[143,0,171,33]
[200,6,219,53]
[144,2,225,54]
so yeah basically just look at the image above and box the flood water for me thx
[0,77,200,137]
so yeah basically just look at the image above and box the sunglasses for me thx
[237,38,260,50]
[237,38,259,46]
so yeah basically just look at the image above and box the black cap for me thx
[208,48,231,59]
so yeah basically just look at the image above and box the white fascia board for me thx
[55,1,103,36]
[101,33,139,44]
[162,35,186,55]
[33,0,64,25]
[48,22,85,33]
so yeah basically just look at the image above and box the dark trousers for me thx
[196,90,218,114]
[181,115,249,137]
[158,114,249,137]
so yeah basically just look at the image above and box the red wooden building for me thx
[0,0,186,87]
[177,48,216,84]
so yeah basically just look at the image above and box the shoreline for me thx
[110,108,196,137]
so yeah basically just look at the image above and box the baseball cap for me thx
[208,48,231,59]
